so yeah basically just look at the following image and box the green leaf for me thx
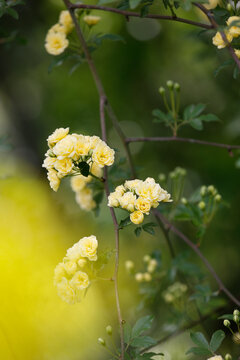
[183,103,206,121]
[98,0,117,3]
[142,222,157,236]
[199,113,219,122]
[152,109,169,123]
[214,59,234,77]
[119,216,131,229]
[78,161,90,177]
[134,227,142,237]
[132,315,154,338]
[124,322,132,344]
[233,65,240,79]
[210,330,225,352]
[189,118,203,130]
[131,336,157,348]
[6,7,18,19]
[218,314,234,320]
[129,0,141,9]
[190,332,209,349]
[186,347,212,356]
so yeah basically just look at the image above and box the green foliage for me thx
[187,330,225,357]
[0,0,24,19]
[134,222,157,236]
[119,215,131,229]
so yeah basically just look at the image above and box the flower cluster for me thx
[45,10,74,55]
[108,178,172,225]
[83,15,101,26]
[163,282,188,304]
[212,16,240,59]
[42,127,114,193]
[125,254,159,283]
[54,235,98,304]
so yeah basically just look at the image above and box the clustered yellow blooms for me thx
[163,282,188,304]
[54,235,98,304]
[83,15,101,26]
[212,16,240,58]
[42,127,114,195]
[45,10,74,55]
[108,178,172,225]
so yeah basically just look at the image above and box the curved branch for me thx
[125,136,240,153]
[155,210,240,307]
[68,1,213,30]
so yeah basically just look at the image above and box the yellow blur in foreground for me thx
[0,165,109,360]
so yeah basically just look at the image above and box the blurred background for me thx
[0,0,240,359]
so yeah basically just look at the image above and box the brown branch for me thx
[67,1,213,30]
[194,2,240,70]
[63,2,125,358]
[125,136,240,153]
[155,211,240,307]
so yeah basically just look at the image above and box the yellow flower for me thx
[143,273,152,282]
[78,258,87,268]
[125,179,143,192]
[135,273,144,282]
[207,357,223,360]
[119,191,136,212]
[227,16,240,38]
[92,141,115,167]
[75,188,96,211]
[54,157,73,175]
[45,32,69,55]
[64,260,77,275]
[47,169,60,192]
[57,278,76,304]
[130,210,144,224]
[53,262,66,285]
[83,15,101,26]
[125,260,135,272]
[59,10,74,34]
[79,235,98,261]
[203,0,218,9]
[235,49,240,58]
[49,23,66,35]
[70,271,90,290]
[212,31,233,49]
[53,134,76,159]
[115,185,126,195]
[73,134,92,158]
[42,156,56,170]
[47,127,69,147]
[90,162,103,178]
[71,175,90,192]
[108,191,121,207]
[135,197,151,214]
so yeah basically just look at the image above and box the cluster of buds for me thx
[212,16,240,59]
[108,178,172,225]
[125,254,159,283]
[163,282,188,308]
[223,309,240,345]
[54,235,98,304]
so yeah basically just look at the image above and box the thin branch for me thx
[68,1,213,30]
[194,2,240,70]
[155,211,240,307]
[63,2,125,358]
[126,136,240,153]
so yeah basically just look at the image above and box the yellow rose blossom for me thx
[119,191,136,212]
[45,32,69,55]
[90,162,103,178]
[125,179,143,192]
[130,210,144,225]
[207,357,223,360]
[59,10,74,34]
[47,169,60,192]
[74,134,92,157]
[42,156,56,170]
[53,262,66,285]
[135,197,151,214]
[115,185,126,195]
[54,157,73,175]
[235,49,240,58]
[78,258,87,268]
[64,260,78,275]
[70,271,90,290]
[57,278,76,304]
[83,15,101,26]
[79,235,98,261]
[75,187,96,211]
[212,31,233,49]
[227,16,240,38]
[49,23,66,35]
[70,174,90,192]
[47,127,69,147]
[53,134,76,159]
[92,141,115,167]
[108,191,121,207]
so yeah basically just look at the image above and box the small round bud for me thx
[125,260,134,272]
[174,82,180,91]
[179,168,186,176]
[98,338,106,346]
[200,185,206,197]
[227,3,232,11]
[158,173,166,182]
[166,80,174,89]
[147,259,158,273]
[143,255,151,263]
[169,171,176,179]
[208,185,216,195]
[225,354,232,360]
[233,332,240,344]
[106,325,112,335]
[223,319,231,327]
[198,201,206,210]
[181,197,188,205]
[159,87,165,95]
[233,309,240,316]
[233,314,239,323]
[143,272,152,282]
[215,194,222,202]
[135,273,144,282]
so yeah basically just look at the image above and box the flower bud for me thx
[233,314,239,323]
[233,332,240,344]
[198,201,206,210]
[223,319,231,327]
[181,197,188,205]
[135,273,144,282]
[158,173,166,182]
[227,3,232,11]
[159,87,165,95]
[233,309,240,316]
[106,325,112,335]
[143,272,152,282]
[170,171,176,179]
[225,354,232,360]
[143,255,151,263]
[125,260,134,272]
[215,194,222,202]
[174,82,180,91]
[166,80,174,89]
[200,185,206,196]
[98,338,106,346]
[208,185,216,195]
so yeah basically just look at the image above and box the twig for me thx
[155,211,240,307]
[67,1,213,30]
[63,2,125,358]
[125,136,240,153]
